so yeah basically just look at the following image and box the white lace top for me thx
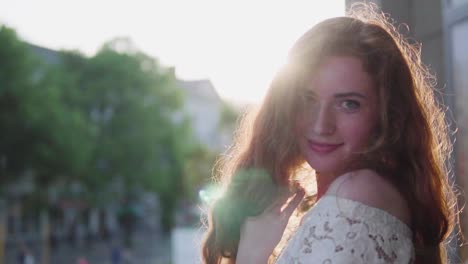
[275,195,415,264]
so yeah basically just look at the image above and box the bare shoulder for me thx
[328,169,411,226]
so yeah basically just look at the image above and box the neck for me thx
[315,171,338,200]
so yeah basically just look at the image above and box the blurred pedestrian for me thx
[17,243,35,264]
[76,256,89,264]
[111,244,123,264]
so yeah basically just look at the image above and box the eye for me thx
[340,100,360,111]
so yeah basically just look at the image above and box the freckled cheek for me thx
[339,119,376,149]
[294,113,308,137]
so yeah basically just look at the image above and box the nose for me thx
[311,105,336,135]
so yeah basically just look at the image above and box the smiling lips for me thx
[307,140,343,154]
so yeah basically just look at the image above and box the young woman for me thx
[201,4,459,264]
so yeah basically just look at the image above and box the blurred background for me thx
[0,0,466,263]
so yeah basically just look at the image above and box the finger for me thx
[264,193,291,215]
[281,189,305,218]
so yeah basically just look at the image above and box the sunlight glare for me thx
[0,0,345,104]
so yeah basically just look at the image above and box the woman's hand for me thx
[236,188,305,264]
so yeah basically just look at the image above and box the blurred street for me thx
[5,229,172,264]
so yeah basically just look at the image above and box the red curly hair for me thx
[201,4,459,264]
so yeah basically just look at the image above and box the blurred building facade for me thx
[177,79,229,151]
[346,0,467,261]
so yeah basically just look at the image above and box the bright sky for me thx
[0,0,344,104]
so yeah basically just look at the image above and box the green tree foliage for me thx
[0,27,196,230]
[219,101,241,131]
[57,38,195,230]
[0,25,90,189]
[0,25,39,185]
[183,145,218,201]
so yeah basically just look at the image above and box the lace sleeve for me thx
[275,195,415,264]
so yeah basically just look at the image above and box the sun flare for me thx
[0,0,345,104]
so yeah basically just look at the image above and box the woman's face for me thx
[296,56,379,178]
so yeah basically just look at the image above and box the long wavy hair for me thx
[201,4,458,264]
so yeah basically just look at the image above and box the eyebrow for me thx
[334,92,367,99]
